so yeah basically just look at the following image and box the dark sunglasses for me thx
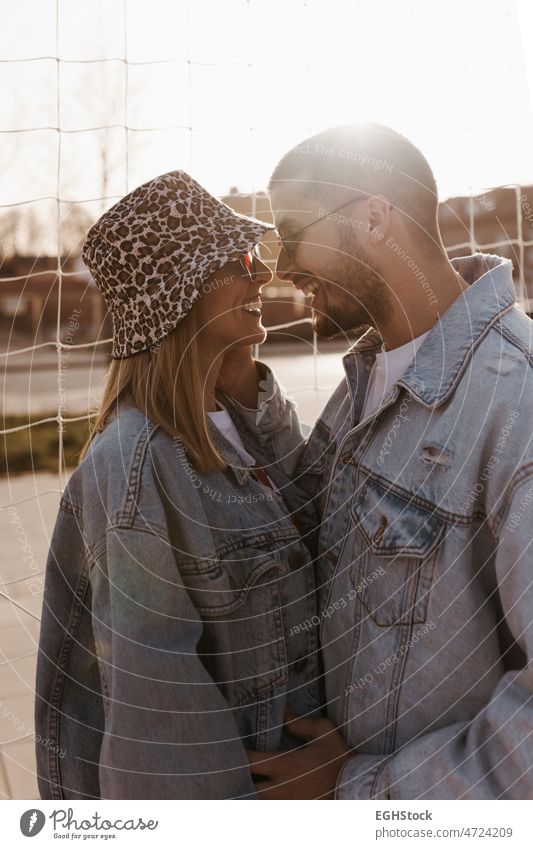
[276,193,370,260]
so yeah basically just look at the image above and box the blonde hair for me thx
[79,307,226,474]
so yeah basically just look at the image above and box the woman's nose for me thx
[255,258,273,290]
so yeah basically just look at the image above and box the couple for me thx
[35,124,533,800]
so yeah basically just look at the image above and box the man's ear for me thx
[367,195,392,245]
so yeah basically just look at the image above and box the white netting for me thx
[0,0,532,798]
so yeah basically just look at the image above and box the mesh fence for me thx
[0,0,532,797]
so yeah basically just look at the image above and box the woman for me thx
[34,171,321,800]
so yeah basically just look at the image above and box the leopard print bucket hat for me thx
[82,170,274,358]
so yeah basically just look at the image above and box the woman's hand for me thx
[246,713,352,799]
[217,345,262,409]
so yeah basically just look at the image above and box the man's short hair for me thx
[269,124,441,250]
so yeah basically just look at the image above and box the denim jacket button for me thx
[288,551,306,570]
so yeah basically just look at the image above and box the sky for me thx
[0,0,532,253]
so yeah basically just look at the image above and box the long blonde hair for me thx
[79,307,226,474]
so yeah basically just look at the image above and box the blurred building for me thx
[438,185,533,309]
[0,255,110,351]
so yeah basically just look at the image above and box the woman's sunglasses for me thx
[239,247,261,283]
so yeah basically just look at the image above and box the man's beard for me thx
[311,232,393,339]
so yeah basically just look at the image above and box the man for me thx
[219,124,533,799]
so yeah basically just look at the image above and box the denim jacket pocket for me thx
[178,545,288,705]
[350,478,446,627]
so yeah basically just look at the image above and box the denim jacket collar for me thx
[399,253,515,406]
[113,398,253,485]
[343,253,514,410]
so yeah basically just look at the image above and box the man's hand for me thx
[216,345,261,408]
[246,713,352,799]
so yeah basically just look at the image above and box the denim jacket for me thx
[225,253,533,799]
[35,398,321,800]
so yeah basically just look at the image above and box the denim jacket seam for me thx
[214,527,300,558]
[44,552,92,798]
[314,418,331,439]
[106,521,171,544]
[401,305,515,408]
[491,463,533,537]
[371,756,392,799]
[87,540,107,564]
[357,466,465,525]
[496,318,533,365]
[120,420,160,524]
[60,494,83,518]
[334,754,386,799]
[470,506,496,538]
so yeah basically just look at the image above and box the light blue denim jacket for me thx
[35,393,321,800]
[225,253,533,799]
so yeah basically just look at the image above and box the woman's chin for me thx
[248,327,267,346]
[228,324,267,348]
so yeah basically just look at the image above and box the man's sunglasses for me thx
[276,193,370,260]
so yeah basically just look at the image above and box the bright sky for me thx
[1,0,532,252]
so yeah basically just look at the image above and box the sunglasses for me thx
[239,247,261,283]
[276,193,371,260]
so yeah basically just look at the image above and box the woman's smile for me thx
[241,297,262,315]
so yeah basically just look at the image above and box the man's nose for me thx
[275,250,298,282]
